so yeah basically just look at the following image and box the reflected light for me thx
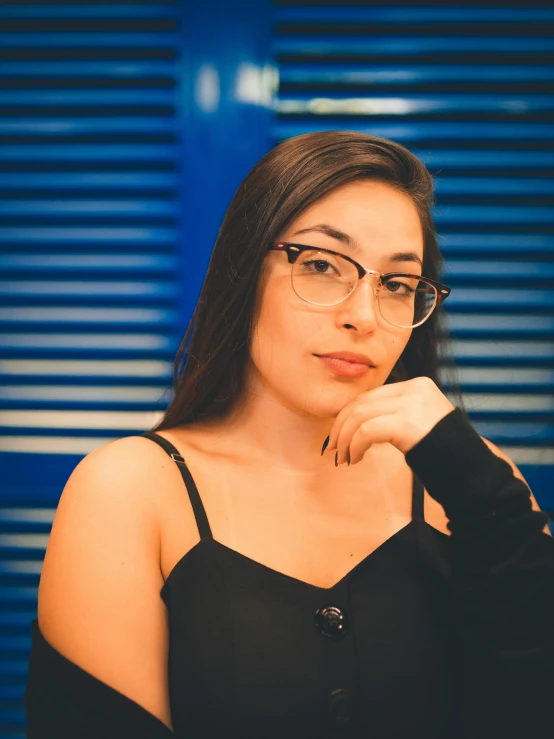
[235,63,278,107]
[195,64,220,113]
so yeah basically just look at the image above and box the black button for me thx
[328,688,353,725]
[314,605,348,639]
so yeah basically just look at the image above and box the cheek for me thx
[250,292,333,409]
[384,329,413,368]
[251,296,326,375]
[250,281,298,373]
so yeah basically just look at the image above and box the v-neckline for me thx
[209,520,415,591]
[160,520,450,598]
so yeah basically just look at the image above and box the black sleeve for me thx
[405,408,554,739]
[24,618,175,739]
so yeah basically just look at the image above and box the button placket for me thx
[327,687,354,726]
[314,604,349,640]
[313,587,357,732]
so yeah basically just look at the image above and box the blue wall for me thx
[0,2,553,735]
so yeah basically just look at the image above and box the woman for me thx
[25,131,553,739]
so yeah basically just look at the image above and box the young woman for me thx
[26,132,553,739]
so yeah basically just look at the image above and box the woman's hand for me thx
[327,376,456,464]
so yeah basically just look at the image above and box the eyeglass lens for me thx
[291,249,437,328]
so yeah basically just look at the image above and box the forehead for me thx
[286,180,424,261]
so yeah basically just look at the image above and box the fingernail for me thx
[321,436,330,456]
[347,450,351,466]
[335,451,339,467]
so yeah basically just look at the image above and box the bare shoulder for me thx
[37,434,178,731]
[480,436,551,536]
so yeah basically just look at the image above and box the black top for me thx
[24,409,554,739]
[143,430,456,739]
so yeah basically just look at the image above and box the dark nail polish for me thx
[335,451,338,467]
[321,436,330,456]
[347,450,351,466]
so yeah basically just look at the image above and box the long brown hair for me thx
[152,130,458,432]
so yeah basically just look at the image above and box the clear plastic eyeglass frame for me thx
[267,241,452,329]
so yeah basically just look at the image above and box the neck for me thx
[227,393,334,473]
[192,366,339,473]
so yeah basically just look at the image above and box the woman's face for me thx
[247,179,425,418]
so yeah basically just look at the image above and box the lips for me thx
[314,353,374,378]
[314,352,374,366]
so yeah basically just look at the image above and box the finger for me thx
[348,414,399,464]
[335,397,402,464]
[327,397,363,452]
[328,382,404,451]
[369,380,409,397]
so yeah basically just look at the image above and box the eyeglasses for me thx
[267,242,451,329]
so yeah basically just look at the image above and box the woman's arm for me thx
[479,437,551,537]
[405,409,554,739]
[24,436,176,737]
[25,618,174,739]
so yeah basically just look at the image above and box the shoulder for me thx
[85,432,183,485]
[66,432,191,515]
[480,436,551,536]
[37,433,177,729]
[44,435,169,548]
[38,433,171,626]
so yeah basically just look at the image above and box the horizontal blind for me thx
[273,2,554,488]
[0,2,181,736]
[0,2,180,462]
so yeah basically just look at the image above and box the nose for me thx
[336,273,380,332]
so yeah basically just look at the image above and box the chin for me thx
[302,388,364,418]
[310,375,387,409]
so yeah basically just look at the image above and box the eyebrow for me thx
[291,223,357,248]
[290,223,423,268]
[388,251,423,269]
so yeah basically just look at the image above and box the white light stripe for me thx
[278,98,414,114]
[0,410,163,430]
[452,340,553,358]
[443,260,554,276]
[0,307,173,323]
[494,448,554,465]
[445,390,554,414]
[0,386,171,402]
[3,255,174,269]
[0,509,54,524]
[0,359,173,377]
[447,314,554,331]
[0,281,168,296]
[0,334,169,349]
[448,367,554,385]
[0,533,49,549]
[461,394,554,412]
[0,435,118,454]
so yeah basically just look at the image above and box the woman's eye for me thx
[302,259,337,274]
[384,280,414,295]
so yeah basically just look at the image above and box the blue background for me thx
[0,2,553,735]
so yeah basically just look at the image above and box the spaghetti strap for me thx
[140,431,213,541]
[411,472,425,523]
